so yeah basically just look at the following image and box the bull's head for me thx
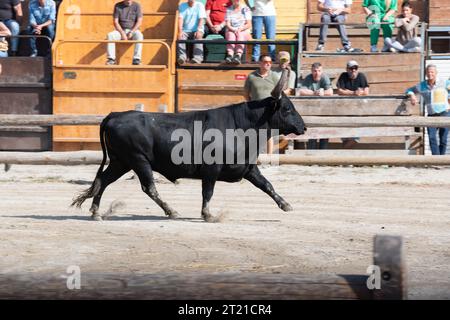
[268,68,306,136]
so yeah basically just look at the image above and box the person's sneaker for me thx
[30,52,38,57]
[381,45,390,52]
[370,45,378,53]
[177,57,186,65]
[389,47,397,53]
[315,44,324,51]
[191,57,202,64]
[231,54,241,65]
[132,58,141,65]
[106,58,116,65]
[225,54,233,63]
[406,46,421,53]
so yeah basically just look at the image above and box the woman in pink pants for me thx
[225,0,252,64]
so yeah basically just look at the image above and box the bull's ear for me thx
[271,68,290,100]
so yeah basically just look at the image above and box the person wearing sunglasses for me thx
[337,60,370,148]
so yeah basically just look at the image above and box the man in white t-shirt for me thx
[316,0,355,52]
[177,0,207,64]
[244,0,276,61]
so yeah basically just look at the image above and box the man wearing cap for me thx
[337,60,369,96]
[316,0,355,52]
[272,51,296,96]
[337,60,370,148]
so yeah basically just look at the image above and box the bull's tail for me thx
[71,114,111,208]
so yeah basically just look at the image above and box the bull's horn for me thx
[271,67,290,100]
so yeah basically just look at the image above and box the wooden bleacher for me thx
[177,0,307,113]
[306,0,427,52]
[299,53,421,95]
[282,97,422,155]
[52,0,179,150]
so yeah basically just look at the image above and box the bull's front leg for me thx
[244,165,293,212]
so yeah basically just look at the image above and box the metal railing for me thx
[53,39,173,73]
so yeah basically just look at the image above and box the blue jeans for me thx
[307,139,329,149]
[427,111,450,155]
[27,24,55,55]
[251,15,276,61]
[3,19,20,53]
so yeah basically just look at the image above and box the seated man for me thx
[205,0,231,37]
[177,0,206,64]
[316,0,354,52]
[27,0,56,57]
[0,20,11,57]
[298,62,333,149]
[384,0,421,53]
[106,0,144,65]
[0,0,22,56]
[337,60,370,148]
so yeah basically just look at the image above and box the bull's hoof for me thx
[91,213,103,221]
[202,213,219,223]
[280,203,293,212]
[167,210,179,219]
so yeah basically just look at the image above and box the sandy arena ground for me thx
[0,164,449,299]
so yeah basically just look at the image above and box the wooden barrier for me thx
[2,151,450,167]
[0,235,405,299]
[2,114,450,128]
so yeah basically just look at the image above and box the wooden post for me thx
[373,235,406,300]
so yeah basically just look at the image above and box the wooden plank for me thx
[285,149,412,156]
[0,272,373,300]
[258,154,450,166]
[53,68,170,93]
[285,127,419,140]
[291,98,413,116]
[60,0,179,13]
[2,115,450,128]
[300,53,421,69]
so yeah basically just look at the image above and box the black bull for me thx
[72,70,306,222]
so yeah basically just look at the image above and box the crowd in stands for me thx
[0,0,61,57]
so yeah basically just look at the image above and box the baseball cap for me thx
[278,51,290,63]
[347,60,359,68]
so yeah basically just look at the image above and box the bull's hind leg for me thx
[201,178,217,222]
[244,165,293,212]
[90,160,130,220]
[133,162,179,219]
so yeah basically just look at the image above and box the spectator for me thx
[337,60,369,96]
[106,0,143,66]
[205,0,231,37]
[0,0,22,56]
[384,0,421,53]
[244,54,280,101]
[244,0,276,61]
[27,0,56,57]
[298,62,333,97]
[177,0,206,65]
[337,60,369,148]
[0,20,11,57]
[272,51,296,95]
[225,0,251,64]
[316,0,355,52]
[363,0,398,52]
[298,62,333,149]
[406,65,450,155]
